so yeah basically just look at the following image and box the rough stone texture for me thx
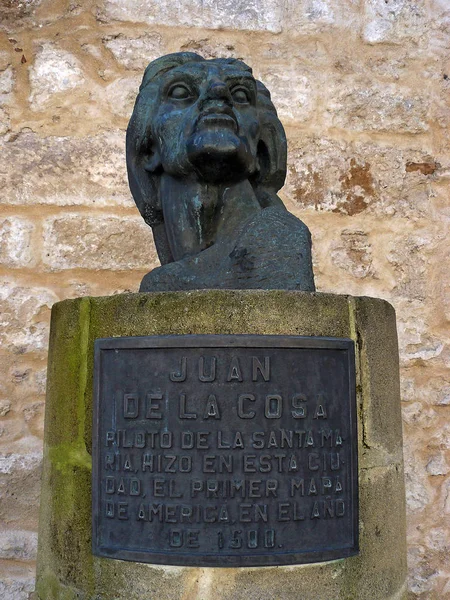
[0,453,43,529]
[103,33,165,70]
[42,215,156,271]
[326,82,429,134]
[0,280,59,353]
[29,43,85,109]
[362,0,427,45]
[0,1,448,597]
[36,291,406,600]
[0,530,38,561]
[284,137,436,219]
[0,563,36,600]
[0,132,132,207]
[0,218,35,268]
[101,0,285,33]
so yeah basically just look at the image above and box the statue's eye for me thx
[231,87,250,104]
[168,84,192,100]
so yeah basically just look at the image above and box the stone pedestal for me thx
[36,290,407,600]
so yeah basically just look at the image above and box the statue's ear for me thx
[253,81,287,200]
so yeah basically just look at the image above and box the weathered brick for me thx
[179,36,247,60]
[0,132,132,207]
[29,43,85,109]
[0,0,42,30]
[325,82,429,133]
[0,106,10,135]
[283,0,362,34]
[0,66,14,103]
[101,0,284,33]
[0,452,42,528]
[256,67,314,123]
[0,568,35,600]
[426,455,449,476]
[42,215,156,271]
[103,33,164,70]
[0,218,35,268]
[285,137,435,218]
[395,298,444,367]
[0,280,58,353]
[362,0,427,45]
[330,229,375,279]
[0,530,38,561]
[403,442,433,514]
[103,75,141,118]
[284,0,335,31]
[407,546,439,595]
[387,232,440,301]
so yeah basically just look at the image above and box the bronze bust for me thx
[127,52,315,291]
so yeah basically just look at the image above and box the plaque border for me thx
[92,334,358,567]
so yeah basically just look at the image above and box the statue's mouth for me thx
[196,106,237,132]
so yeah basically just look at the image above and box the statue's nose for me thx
[204,79,231,103]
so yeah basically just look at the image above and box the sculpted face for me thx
[127,53,288,257]
[149,61,261,183]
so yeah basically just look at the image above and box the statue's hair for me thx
[126,52,287,264]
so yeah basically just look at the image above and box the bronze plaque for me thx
[92,335,358,567]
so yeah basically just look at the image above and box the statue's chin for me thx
[186,129,254,184]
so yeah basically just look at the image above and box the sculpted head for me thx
[127,52,287,237]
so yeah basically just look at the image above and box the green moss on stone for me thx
[37,290,406,600]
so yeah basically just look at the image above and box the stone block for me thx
[0,573,35,600]
[42,215,156,271]
[362,0,427,45]
[178,37,247,60]
[0,65,14,104]
[0,106,10,135]
[22,401,45,438]
[103,75,141,119]
[0,280,59,353]
[393,299,445,367]
[0,132,132,207]
[387,233,437,301]
[283,0,336,31]
[0,218,35,267]
[101,0,284,32]
[103,33,164,70]
[0,529,38,561]
[325,82,429,134]
[0,452,42,528]
[426,455,449,476]
[285,137,435,218]
[330,229,375,279]
[403,443,432,514]
[282,0,362,34]
[0,0,42,29]
[256,68,314,123]
[29,43,85,109]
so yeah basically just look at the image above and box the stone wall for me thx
[0,1,448,598]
